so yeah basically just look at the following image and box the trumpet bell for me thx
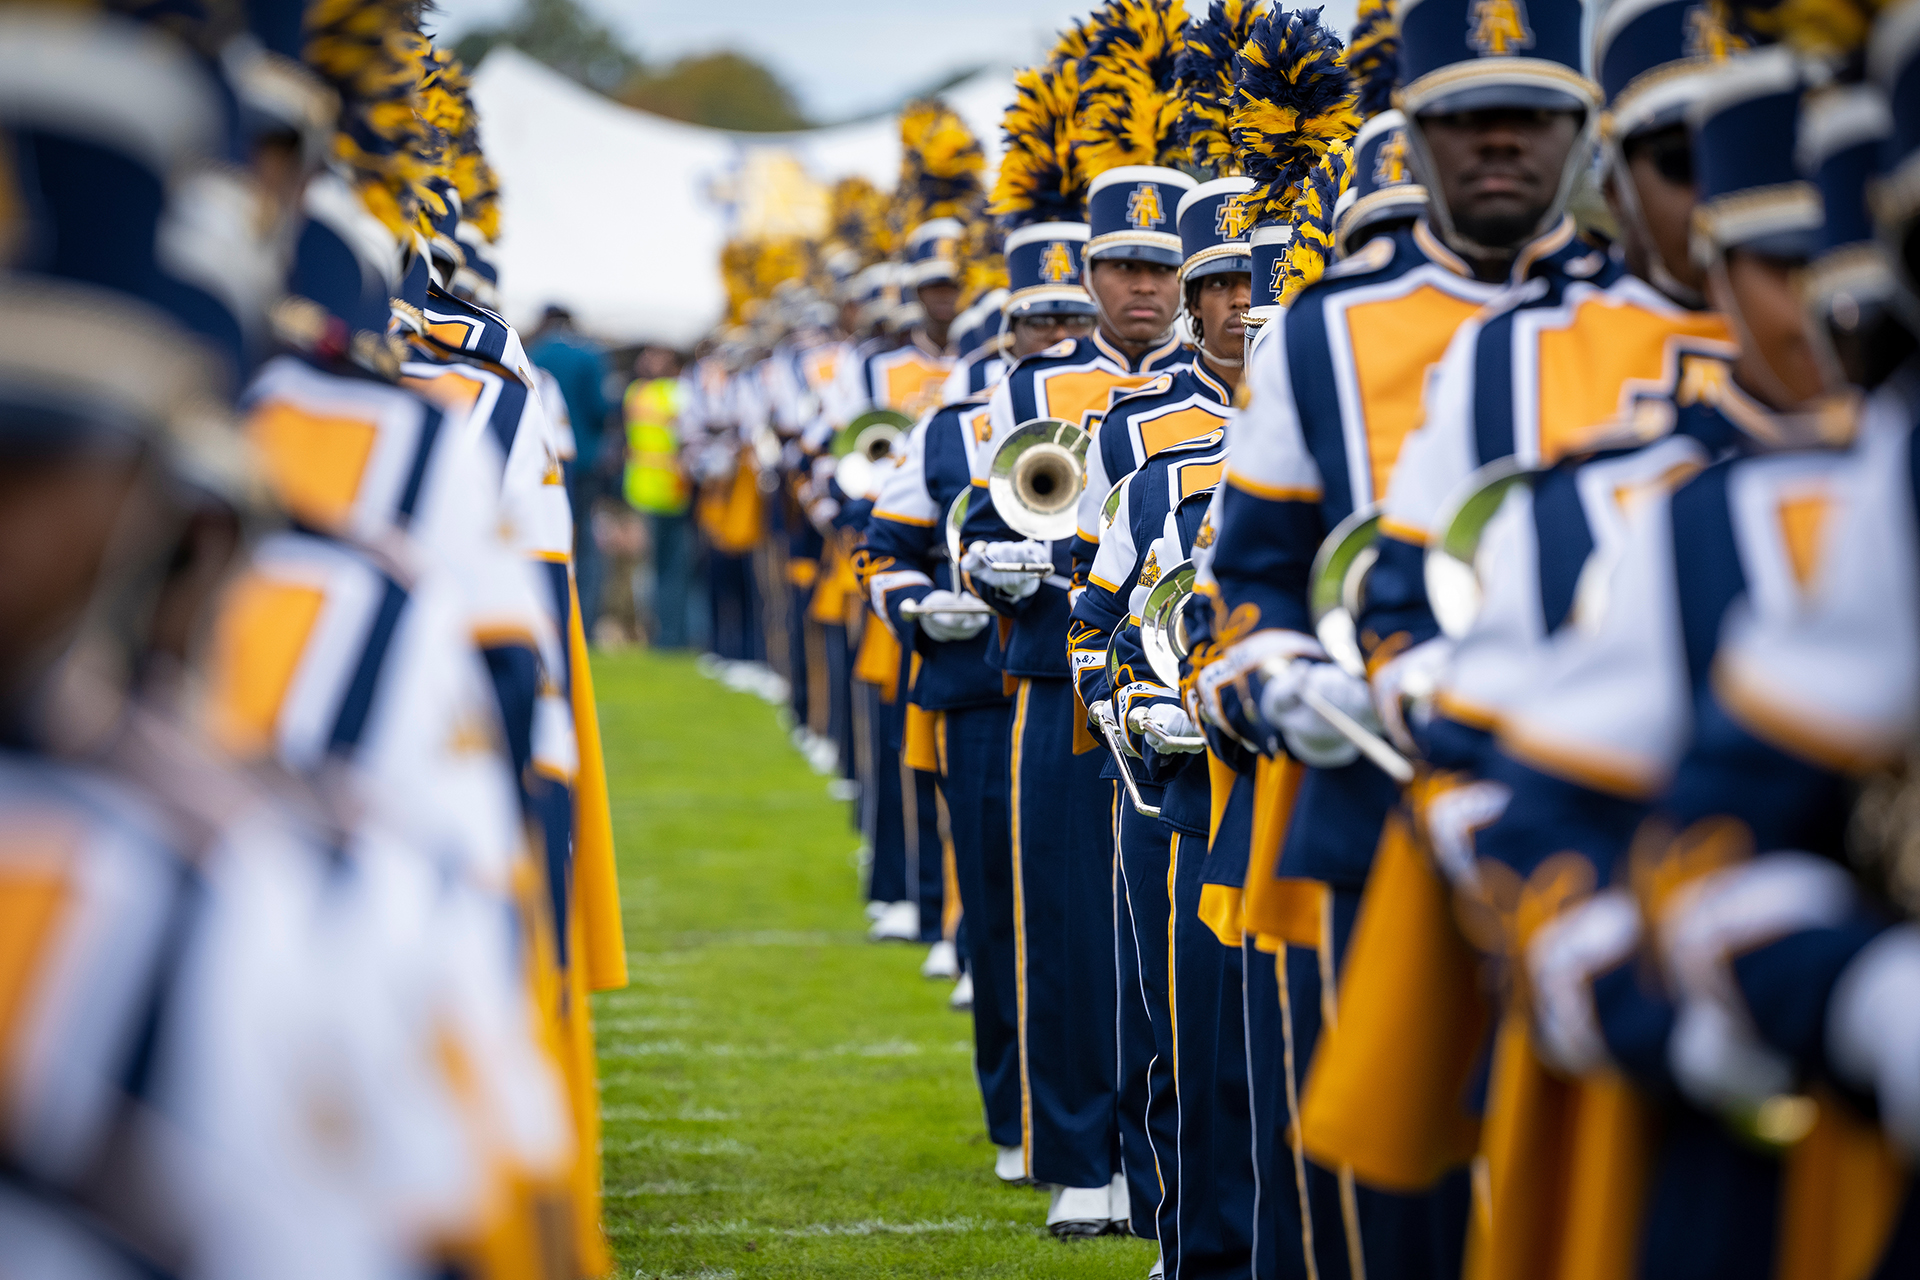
[944,488,971,572]
[1426,458,1536,639]
[1308,505,1382,678]
[1140,560,1196,688]
[988,417,1089,541]
[832,408,912,459]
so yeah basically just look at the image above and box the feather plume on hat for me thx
[1175,0,1260,177]
[720,236,816,325]
[1345,0,1401,122]
[1232,5,1359,227]
[1073,0,1193,178]
[990,18,1098,228]
[896,97,986,230]
[1276,145,1353,302]
[304,0,434,239]
[1722,0,1881,64]
[826,175,890,266]
[957,214,1009,309]
[418,49,501,242]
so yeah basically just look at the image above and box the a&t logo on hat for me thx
[1214,195,1254,240]
[1127,182,1169,231]
[1039,241,1079,284]
[1468,0,1534,55]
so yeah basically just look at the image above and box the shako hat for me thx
[1003,222,1099,316]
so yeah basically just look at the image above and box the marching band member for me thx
[1071,424,1234,1273]
[854,223,1100,1184]
[0,8,537,1275]
[959,2,1193,1234]
[1061,11,1261,1242]
[1293,8,1747,1266]
[1407,36,1905,1277]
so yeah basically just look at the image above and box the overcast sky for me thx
[429,0,1361,122]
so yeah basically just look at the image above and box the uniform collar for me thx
[908,327,955,359]
[1190,356,1231,402]
[1412,214,1597,287]
[1091,327,1184,372]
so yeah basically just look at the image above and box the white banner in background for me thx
[470,47,1010,347]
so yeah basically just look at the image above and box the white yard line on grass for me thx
[606,1135,751,1156]
[601,1105,736,1122]
[601,1039,971,1062]
[628,1218,1043,1239]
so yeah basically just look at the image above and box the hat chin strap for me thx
[1405,112,1598,273]
[1605,141,1706,310]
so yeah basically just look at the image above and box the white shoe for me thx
[827,778,859,802]
[754,669,790,705]
[994,1145,1029,1184]
[949,971,974,1011]
[1148,1254,1164,1279]
[864,899,887,923]
[1108,1171,1132,1236]
[868,900,919,942]
[1046,1183,1112,1238]
[695,653,721,678]
[805,736,840,776]
[920,940,959,979]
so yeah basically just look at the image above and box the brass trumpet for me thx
[832,408,912,460]
[988,417,1090,541]
[829,411,909,501]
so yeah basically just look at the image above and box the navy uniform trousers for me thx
[906,765,946,940]
[860,681,908,905]
[1011,675,1118,1188]
[822,622,853,789]
[1171,825,1257,1278]
[1242,763,1472,1280]
[1115,797,1177,1242]
[940,702,1021,1147]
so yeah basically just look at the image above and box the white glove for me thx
[916,589,991,642]
[1261,660,1376,768]
[962,540,1048,600]
[1139,703,1205,754]
[1371,636,1453,754]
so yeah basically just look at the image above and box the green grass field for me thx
[591,649,1157,1279]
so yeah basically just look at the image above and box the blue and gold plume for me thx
[1276,147,1352,302]
[828,175,891,266]
[1231,5,1359,226]
[1073,0,1193,177]
[1345,0,1401,121]
[303,0,435,239]
[1175,0,1260,177]
[990,18,1097,227]
[896,97,987,227]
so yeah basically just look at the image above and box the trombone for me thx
[828,408,911,500]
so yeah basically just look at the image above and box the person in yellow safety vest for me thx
[624,346,695,647]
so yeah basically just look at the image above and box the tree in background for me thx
[454,0,811,132]
[453,0,638,94]
[620,52,810,133]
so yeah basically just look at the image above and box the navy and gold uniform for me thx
[962,119,1194,1213]
[1071,433,1246,1267]
[859,392,1021,1146]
